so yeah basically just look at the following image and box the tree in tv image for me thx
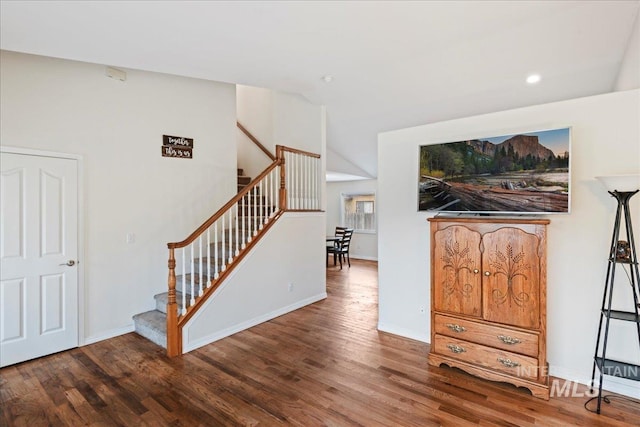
[418,128,570,213]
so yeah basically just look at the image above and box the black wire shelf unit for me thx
[589,190,640,414]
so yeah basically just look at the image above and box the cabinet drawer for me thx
[433,334,540,381]
[434,314,539,357]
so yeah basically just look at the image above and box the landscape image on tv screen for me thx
[418,127,570,214]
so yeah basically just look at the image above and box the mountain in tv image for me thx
[418,128,570,213]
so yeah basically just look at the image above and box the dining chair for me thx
[327,228,354,269]
[326,227,346,267]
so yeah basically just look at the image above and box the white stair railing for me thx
[282,147,321,211]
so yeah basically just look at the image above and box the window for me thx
[342,193,376,232]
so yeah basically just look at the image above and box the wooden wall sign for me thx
[162,135,193,159]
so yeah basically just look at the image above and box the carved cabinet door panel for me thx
[482,227,540,329]
[433,226,482,317]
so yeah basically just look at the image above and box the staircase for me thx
[237,168,251,193]
[133,168,262,348]
[132,130,321,356]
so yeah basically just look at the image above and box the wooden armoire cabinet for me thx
[427,217,550,399]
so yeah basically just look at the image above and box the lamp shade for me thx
[595,174,640,192]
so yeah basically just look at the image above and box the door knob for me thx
[60,260,76,266]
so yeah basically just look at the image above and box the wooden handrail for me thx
[237,122,276,161]
[277,144,321,159]
[167,158,281,250]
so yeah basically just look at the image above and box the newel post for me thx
[277,145,287,211]
[166,247,180,357]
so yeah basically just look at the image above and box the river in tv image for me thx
[418,170,570,213]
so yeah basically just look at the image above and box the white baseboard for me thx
[183,292,328,353]
[377,322,429,343]
[350,254,378,261]
[82,324,135,346]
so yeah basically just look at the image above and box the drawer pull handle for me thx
[497,335,521,345]
[446,323,466,333]
[446,344,466,354]
[497,357,521,368]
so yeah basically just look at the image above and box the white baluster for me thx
[264,176,269,225]
[198,236,203,296]
[207,228,211,288]
[228,209,233,263]
[181,248,186,315]
[299,154,303,210]
[234,203,238,256]
[221,214,227,272]
[302,155,306,209]
[314,157,319,209]
[286,152,291,208]
[304,156,311,209]
[312,156,316,209]
[241,196,246,249]
[310,156,314,209]
[214,221,219,279]
[259,179,264,230]
[190,243,195,306]
[270,170,275,218]
[276,165,280,211]
[292,153,296,209]
[289,152,294,209]
[253,185,258,236]
[297,153,301,209]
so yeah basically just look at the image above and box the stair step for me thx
[238,205,273,216]
[189,257,238,275]
[241,193,266,201]
[237,168,244,176]
[175,273,213,289]
[155,291,193,314]
[132,310,167,349]
[237,176,251,185]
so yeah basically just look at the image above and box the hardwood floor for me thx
[2,259,638,426]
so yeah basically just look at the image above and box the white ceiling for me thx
[2,1,639,178]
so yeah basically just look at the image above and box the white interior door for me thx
[1,152,78,367]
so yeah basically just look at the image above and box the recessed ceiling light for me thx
[526,74,541,84]
[322,75,334,83]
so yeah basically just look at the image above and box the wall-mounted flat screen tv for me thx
[418,127,570,214]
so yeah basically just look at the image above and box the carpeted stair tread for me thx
[154,291,195,314]
[132,310,167,349]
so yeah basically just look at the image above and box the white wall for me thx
[236,85,274,179]
[378,89,640,398]
[614,8,640,91]
[326,179,378,261]
[187,86,327,352]
[0,50,237,343]
[184,212,326,351]
[237,84,327,209]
